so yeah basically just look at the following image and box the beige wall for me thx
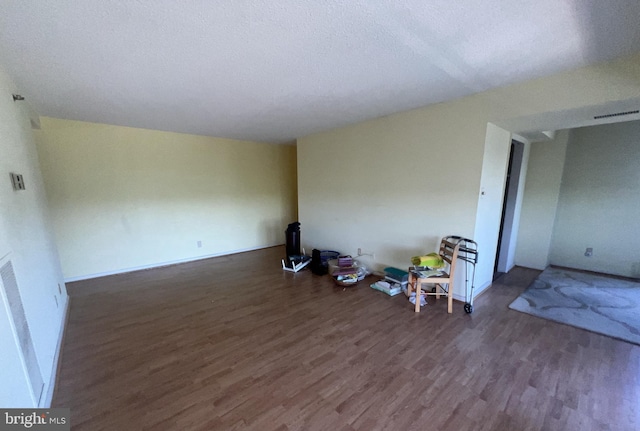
[298,54,640,299]
[0,66,67,407]
[298,101,487,287]
[549,121,640,278]
[515,131,569,270]
[298,96,499,299]
[36,117,298,280]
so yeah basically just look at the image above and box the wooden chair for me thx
[407,237,461,313]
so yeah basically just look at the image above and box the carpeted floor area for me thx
[509,267,640,345]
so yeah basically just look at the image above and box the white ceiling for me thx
[1,1,639,143]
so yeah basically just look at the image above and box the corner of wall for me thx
[42,293,69,407]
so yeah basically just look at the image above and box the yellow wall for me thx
[298,53,640,298]
[36,117,298,280]
[298,97,487,264]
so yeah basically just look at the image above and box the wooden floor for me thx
[53,246,640,430]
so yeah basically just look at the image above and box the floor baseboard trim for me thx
[42,294,70,407]
[63,244,284,283]
[550,264,640,282]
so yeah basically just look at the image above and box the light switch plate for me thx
[10,173,25,191]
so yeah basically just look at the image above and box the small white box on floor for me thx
[370,280,403,296]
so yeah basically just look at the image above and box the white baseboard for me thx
[63,244,284,283]
[473,280,492,297]
[41,293,69,407]
[452,279,492,303]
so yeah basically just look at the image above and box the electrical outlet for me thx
[585,247,593,257]
[357,248,374,258]
[197,240,202,248]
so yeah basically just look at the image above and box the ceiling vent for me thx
[593,110,639,120]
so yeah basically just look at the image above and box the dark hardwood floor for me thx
[53,246,640,430]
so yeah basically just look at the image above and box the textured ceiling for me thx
[1,1,639,143]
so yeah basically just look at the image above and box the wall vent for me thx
[593,110,639,120]
[1,260,45,405]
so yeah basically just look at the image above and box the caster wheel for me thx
[464,303,473,314]
[431,287,437,293]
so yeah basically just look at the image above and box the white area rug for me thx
[509,267,640,345]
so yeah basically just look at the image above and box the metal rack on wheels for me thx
[444,235,478,314]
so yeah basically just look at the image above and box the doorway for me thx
[494,140,525,280]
